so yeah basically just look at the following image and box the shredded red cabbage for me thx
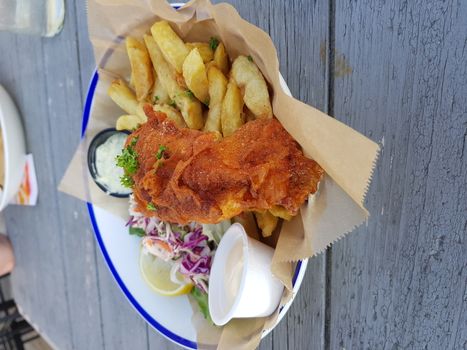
[128,209,215,293]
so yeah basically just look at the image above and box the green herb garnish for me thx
[191,287,212,322]
[156,145,167,160]
[247,55,253,62]
[209,37,219,51]
[204,98,210,107]
[185,90,194,99]
[147,202,157,211]
[129,227,145,237]
[116,137,139,188]
[153,95,160,103]
[120,174,134,188]
[168,99,177,108]
[116,139,139,174]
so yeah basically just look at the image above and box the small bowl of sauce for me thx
[87,128,132,198]
[208,223,284,326]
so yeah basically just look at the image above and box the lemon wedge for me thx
[139,249,193,296]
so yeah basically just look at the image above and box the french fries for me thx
[151,20,189,73]
[116,114,146,131]
[204,66,228,133]
[126,37,153,101]
[148,75,170,105]
[144,34,204,129]
[107,19,295,236]
[221,80,244,137]
[153,104,187,128]
[108,79,146,119]
[173,93,204,130]
[183,48,209,104]
[269,206,293,221]
[255,211,278,237]
[186,42,213,63]
[213,42,229,75]
[231,55,272,119]
[144,34,180,97]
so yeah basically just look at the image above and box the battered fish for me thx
[128,105,323,224]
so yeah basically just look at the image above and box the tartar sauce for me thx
[224,240,244,311]
[95,133,130,195]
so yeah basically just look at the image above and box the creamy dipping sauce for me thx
[223,240,244,312]
[95,133,130,195]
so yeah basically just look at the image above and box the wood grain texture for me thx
[330,0,467,349]
[0,33,74,350]
[0,2,104,349]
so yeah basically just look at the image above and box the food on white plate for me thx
[101,19,324,322]
[122,106,323,224]
[127,196,229,320]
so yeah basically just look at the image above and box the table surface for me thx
[1,1,466,349]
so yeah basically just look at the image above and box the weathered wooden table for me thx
[0,1,465,349]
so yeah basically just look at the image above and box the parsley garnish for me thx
[116,137,139,188]
[129,227,145,237]
[120,174,134,188]
[185,90,194,98]
[156,145,167,160]
[153,95,159,103]
[209,37,219,51]
[247,55,253,62]
[147,202,157,211]
[204,98,210,107]
[168,99,177,108]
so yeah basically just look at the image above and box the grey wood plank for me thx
[330,0,467,349]
[148,326,184,350]
[96,256,149,350]
[40,2,106,349]
[1,2,105,350]
[0,32,74,349]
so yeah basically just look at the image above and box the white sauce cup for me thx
[209,223,284,326]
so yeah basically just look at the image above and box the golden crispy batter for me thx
[129,105,323,224]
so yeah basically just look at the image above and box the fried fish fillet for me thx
[129,105,323,224]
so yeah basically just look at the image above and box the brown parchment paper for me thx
[59,0,379,348]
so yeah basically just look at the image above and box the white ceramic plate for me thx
[83,4,308,348]
[0,85,26,211]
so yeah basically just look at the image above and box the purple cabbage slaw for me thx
[127,207,214,293]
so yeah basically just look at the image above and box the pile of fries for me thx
[108,20,283,237]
